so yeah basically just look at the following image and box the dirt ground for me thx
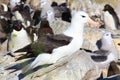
[0,0,9,4]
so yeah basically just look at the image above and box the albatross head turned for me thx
[72,11,101,27]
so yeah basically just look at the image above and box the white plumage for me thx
[22,11,89,73]
[8,28,32,54]
[10,0,20,9]
[103,11,117,30]
[95,32,117,68]
[86,31,118,69]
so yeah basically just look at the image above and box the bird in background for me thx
[102,4,120,30]
[8,20,32,56]
[86,31,118,69]
[9,0,21,10]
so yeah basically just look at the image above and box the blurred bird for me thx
[40,0,71,22]
[107,61,120,77]
[8,20,32,56]
[0,3,12,20]
[51,2,71,22]
[86,31,118,69]
[12,3,32,28]
[0,18,12,44]
[102,4,120,30]
[9,0,21,10]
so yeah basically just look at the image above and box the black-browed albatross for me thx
[22,11,98,73]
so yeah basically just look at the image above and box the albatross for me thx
[22,11,99,73]
[86,31,118,69]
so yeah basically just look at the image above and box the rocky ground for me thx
[0,26,120,80]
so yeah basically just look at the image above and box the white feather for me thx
[1,3,8,11]
[14,11,24,22]
[10,0,20,9]
[22,11,89,73]
[103,11,117,30]
[8,28,32,53]
[86,31,118,69]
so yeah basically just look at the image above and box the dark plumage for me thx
[91,55,107,62]
[51,2,71,22]
[103,4,120,29]
[38,21,53,38]
[33,33,72,54]
[97,74,120,80]
[32,10,41,26]
[107,61,120,77]
[0,19,12,43]
[51,2,58,7]
[16,19,72,60]
[12,3,32,26]
[0,4,13,20]
[17,33,72,60]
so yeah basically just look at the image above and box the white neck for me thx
[63,19,84,38]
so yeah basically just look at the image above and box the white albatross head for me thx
[71,11,89,24]
[102,31,113,45]
[63,11,89,37]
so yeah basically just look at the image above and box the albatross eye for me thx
[106,34,109,36]
[81,15,86,18]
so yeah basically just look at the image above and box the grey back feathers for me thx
[89,31,118,68]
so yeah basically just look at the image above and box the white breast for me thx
[103,11,117,30]
[8,28,32,53]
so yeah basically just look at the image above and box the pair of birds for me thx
[21,10,117,74]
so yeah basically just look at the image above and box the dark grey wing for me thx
[91,55,107,62]
[91,50,109,62]
[47,34,73,45]
[0,12,12,20]
[20,10,32,23]
[0,19,12,34]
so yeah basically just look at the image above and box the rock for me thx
[0,39,8,55]
[22,50,101,80]
[49,20,120,58]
